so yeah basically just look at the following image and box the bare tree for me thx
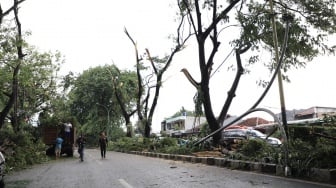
[124,10,192,137]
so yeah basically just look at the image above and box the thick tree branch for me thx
[218,44,249,124]
[124,28,144,121]
[205,0,219,76]
[194,0,203,38]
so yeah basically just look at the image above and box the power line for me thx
[210,48,235,78]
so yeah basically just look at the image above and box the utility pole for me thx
[269,0,288,137]
[269,0,291,177]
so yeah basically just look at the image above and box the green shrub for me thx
[164,146,192,155]
[157,137,177,147]
[240,139,266,157]
[286,138,315,177]
[312,137,336,168]
[109,137,147,152]
[288,126,316,144]
[0,129,49,173]
[237,139,279,163]
[286,126,336,170]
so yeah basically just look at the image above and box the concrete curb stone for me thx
[125,150,335,185]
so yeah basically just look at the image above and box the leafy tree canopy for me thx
[0,23,62,129]
[68,64,138,137]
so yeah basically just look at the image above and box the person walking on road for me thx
[76,134,85,162]
[55,134,63,160]
[99,132,108,159]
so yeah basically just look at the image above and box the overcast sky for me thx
[3,0,336,132]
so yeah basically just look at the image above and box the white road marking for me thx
[119,179,134,188]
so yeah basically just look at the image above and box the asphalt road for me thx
[4,149,335,188]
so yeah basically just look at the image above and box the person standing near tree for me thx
[98,132,108,159]
[55,134,63,160]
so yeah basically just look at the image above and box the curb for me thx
[128,151,279,174]
[123,151,335,185]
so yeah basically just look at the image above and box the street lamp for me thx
[96,103,111,140]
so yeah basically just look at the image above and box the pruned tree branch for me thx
[181,68,199,88]
[145,49,157,75]
[124,27,144,122]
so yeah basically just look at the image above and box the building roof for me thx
[232,117,272,127]
[295,106,336,118]
[295,107,315,116]
[164,116,186,123]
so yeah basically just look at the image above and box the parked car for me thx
[220,128,281,149]
[245,129,282,146]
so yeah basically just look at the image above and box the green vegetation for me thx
[109,136,210,156]
[0,126,49,173]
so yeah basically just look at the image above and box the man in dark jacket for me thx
[99,132,108,159]
[76,134,85,162]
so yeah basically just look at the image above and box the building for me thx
[294,106,336,120]
[273,106,336,125]
[256,106,336,131]
[161,114,242,136]
[161,116,207,137]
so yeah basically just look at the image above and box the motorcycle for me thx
[0,151,5,188]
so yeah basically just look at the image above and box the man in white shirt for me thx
[64,122,72,143]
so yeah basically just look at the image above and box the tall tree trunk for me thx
[0,0,25,130]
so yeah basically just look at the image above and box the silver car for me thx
[220,128,282,147]
[245,129,282,146]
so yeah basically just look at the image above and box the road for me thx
[5,149,335,188]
